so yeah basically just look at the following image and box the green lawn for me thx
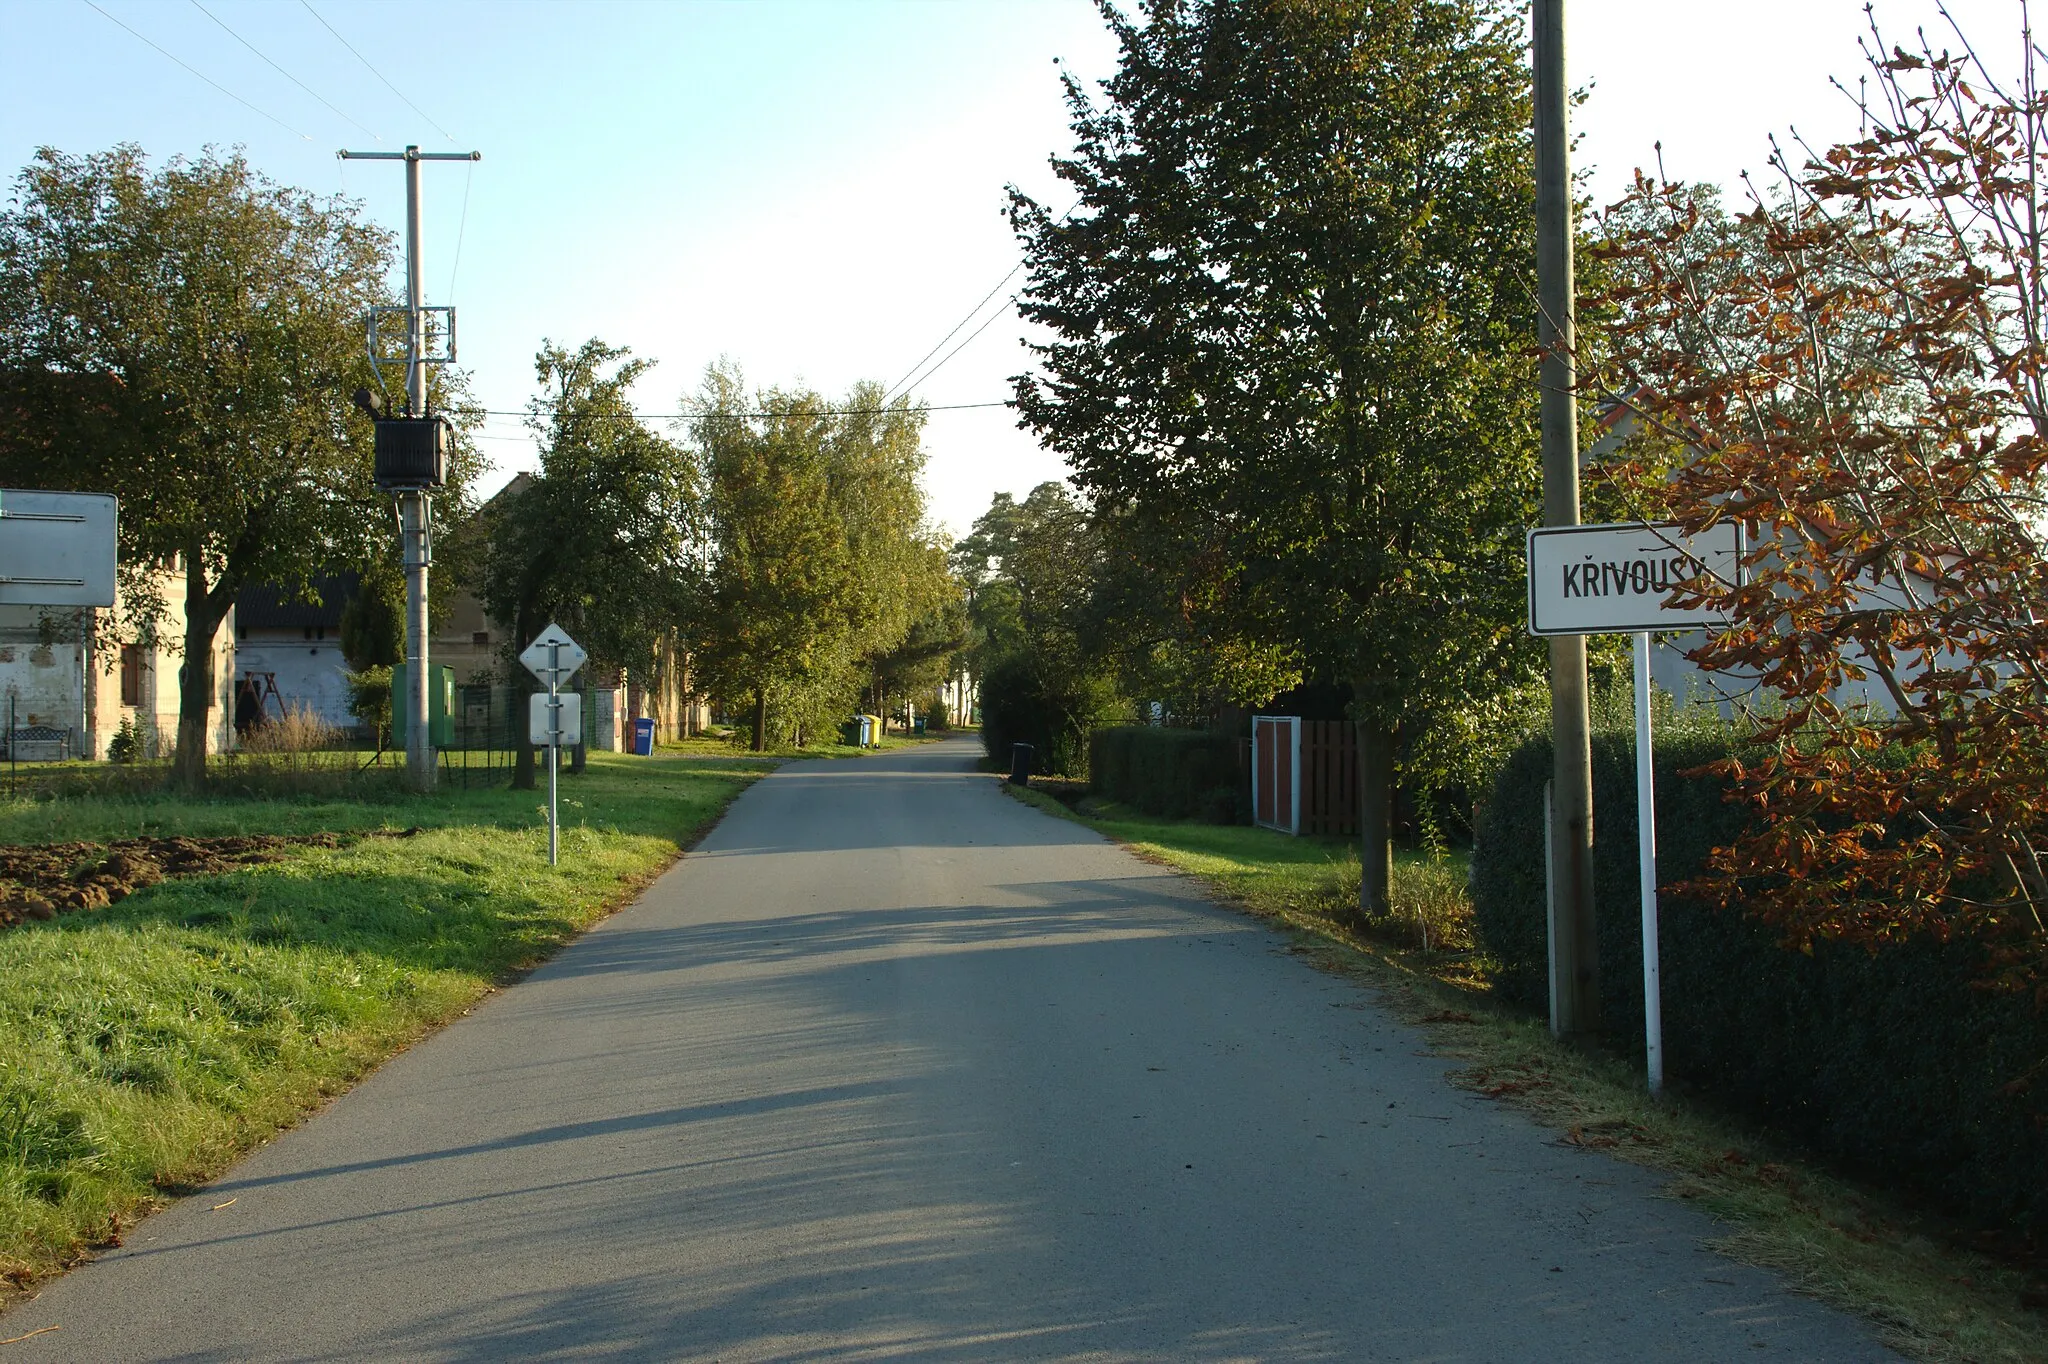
[1012,787,1474,951]
[0,750,760,1287]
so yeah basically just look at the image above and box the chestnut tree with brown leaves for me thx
[1591,7,2048,995]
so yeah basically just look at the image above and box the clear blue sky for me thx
[0,0,1976,535]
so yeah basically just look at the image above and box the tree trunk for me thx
[568,682,589,774]
[512,603,540,790]
[1355,717,1397,920]
[172,552,227,789]
[752,688,768,752]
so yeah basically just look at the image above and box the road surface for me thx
[7,738,1898,1361]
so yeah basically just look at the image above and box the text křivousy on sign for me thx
[1526,521,1743,636]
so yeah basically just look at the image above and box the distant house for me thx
[0,561,235,760]
[234,574,358,735]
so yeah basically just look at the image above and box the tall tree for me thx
[479,339,698,788]
[688,368,936,750]
[0,146,421,784]
[1012,0,1542,915]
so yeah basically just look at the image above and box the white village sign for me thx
[1526,521,1743,1096]
[0,490,118,608]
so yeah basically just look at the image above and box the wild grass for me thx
[1004,781,2048,1364]
[0,750,760,1289]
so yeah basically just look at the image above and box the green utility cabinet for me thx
[389,663,456,747]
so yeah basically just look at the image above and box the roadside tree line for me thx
[0,146,964,787]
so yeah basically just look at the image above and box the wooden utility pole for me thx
[1533,0,1600,1036]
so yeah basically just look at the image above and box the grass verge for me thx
[1004,780,2048,1364]
[0,749,761,1294]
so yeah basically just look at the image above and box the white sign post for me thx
[1526,521,1742,1096]
[520,623,587,866]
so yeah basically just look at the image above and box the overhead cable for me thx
[479,400,1010,421]
[187,0,382,142]
[81,0,313,140]
[445,159,476,304]
[892,297,1018,401]
[881,197,1078,405]
[882,263,1024,404]
[300,0,458,144]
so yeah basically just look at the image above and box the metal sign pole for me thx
[1634,630,1664,1096]
[547,640,560,867]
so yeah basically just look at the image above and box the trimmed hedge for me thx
[1090,726,1244,823]
[1472,726,2048,1234]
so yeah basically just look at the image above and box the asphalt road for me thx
[8,738,1900,1362]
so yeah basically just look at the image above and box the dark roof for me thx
[236,573,360,630]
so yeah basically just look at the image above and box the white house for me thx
[0,562,235,760]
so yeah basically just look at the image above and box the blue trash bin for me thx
[632,717,655,756]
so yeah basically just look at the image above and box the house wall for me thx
[235,632,354,731]
[0,565,234,760]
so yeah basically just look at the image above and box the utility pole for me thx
[338,144,481,793]
[1533,0,1600,1037]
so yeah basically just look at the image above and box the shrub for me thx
[1471,722,2048,1234]
[1088,726,1242,822]
[106,718,138,765]
[979,655,1122,777]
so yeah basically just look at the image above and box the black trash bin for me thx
[1009,742,1034,786]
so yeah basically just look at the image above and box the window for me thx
[119,644,143,706]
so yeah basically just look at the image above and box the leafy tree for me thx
[479,339,697,788]
[1591,12,2048,994]
[1012,0,1541,914]
[688,367,936,749]
[957,482,1128,772]
[0,146,455,785]
[339,558,405,670]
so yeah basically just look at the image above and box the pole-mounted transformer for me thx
[339,142,482,793]
[371,413,451,490]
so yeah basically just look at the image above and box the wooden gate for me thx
[1252,714,1300,834]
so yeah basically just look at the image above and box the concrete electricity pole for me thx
[338,144,481,793]
[1533,0,1600,1036]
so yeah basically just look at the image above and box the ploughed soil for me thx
[0,831,418,930]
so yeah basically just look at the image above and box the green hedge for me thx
[1089,726,1243,823]
[979,655,1121,777]
[1472,726,2048,1234]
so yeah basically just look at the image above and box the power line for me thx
[479,400,1010,421]
[81,0,313,140]
[882,263,1024,403]
[881,197,1077,405]
[187,0,382,143]
[894,297,1018,400]
[300,0,457,144]
[446,158,475,304]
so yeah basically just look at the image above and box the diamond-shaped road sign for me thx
[519,623,587,688]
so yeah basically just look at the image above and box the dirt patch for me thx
[0,832,390,929]
[1025,777,1091,809]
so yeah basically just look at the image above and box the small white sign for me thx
[529,692,583,747]
[0,489,117,607]
[1527,521,1742,637]
[519,623,587,685]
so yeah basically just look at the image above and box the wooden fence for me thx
[1299,719,1357,837]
